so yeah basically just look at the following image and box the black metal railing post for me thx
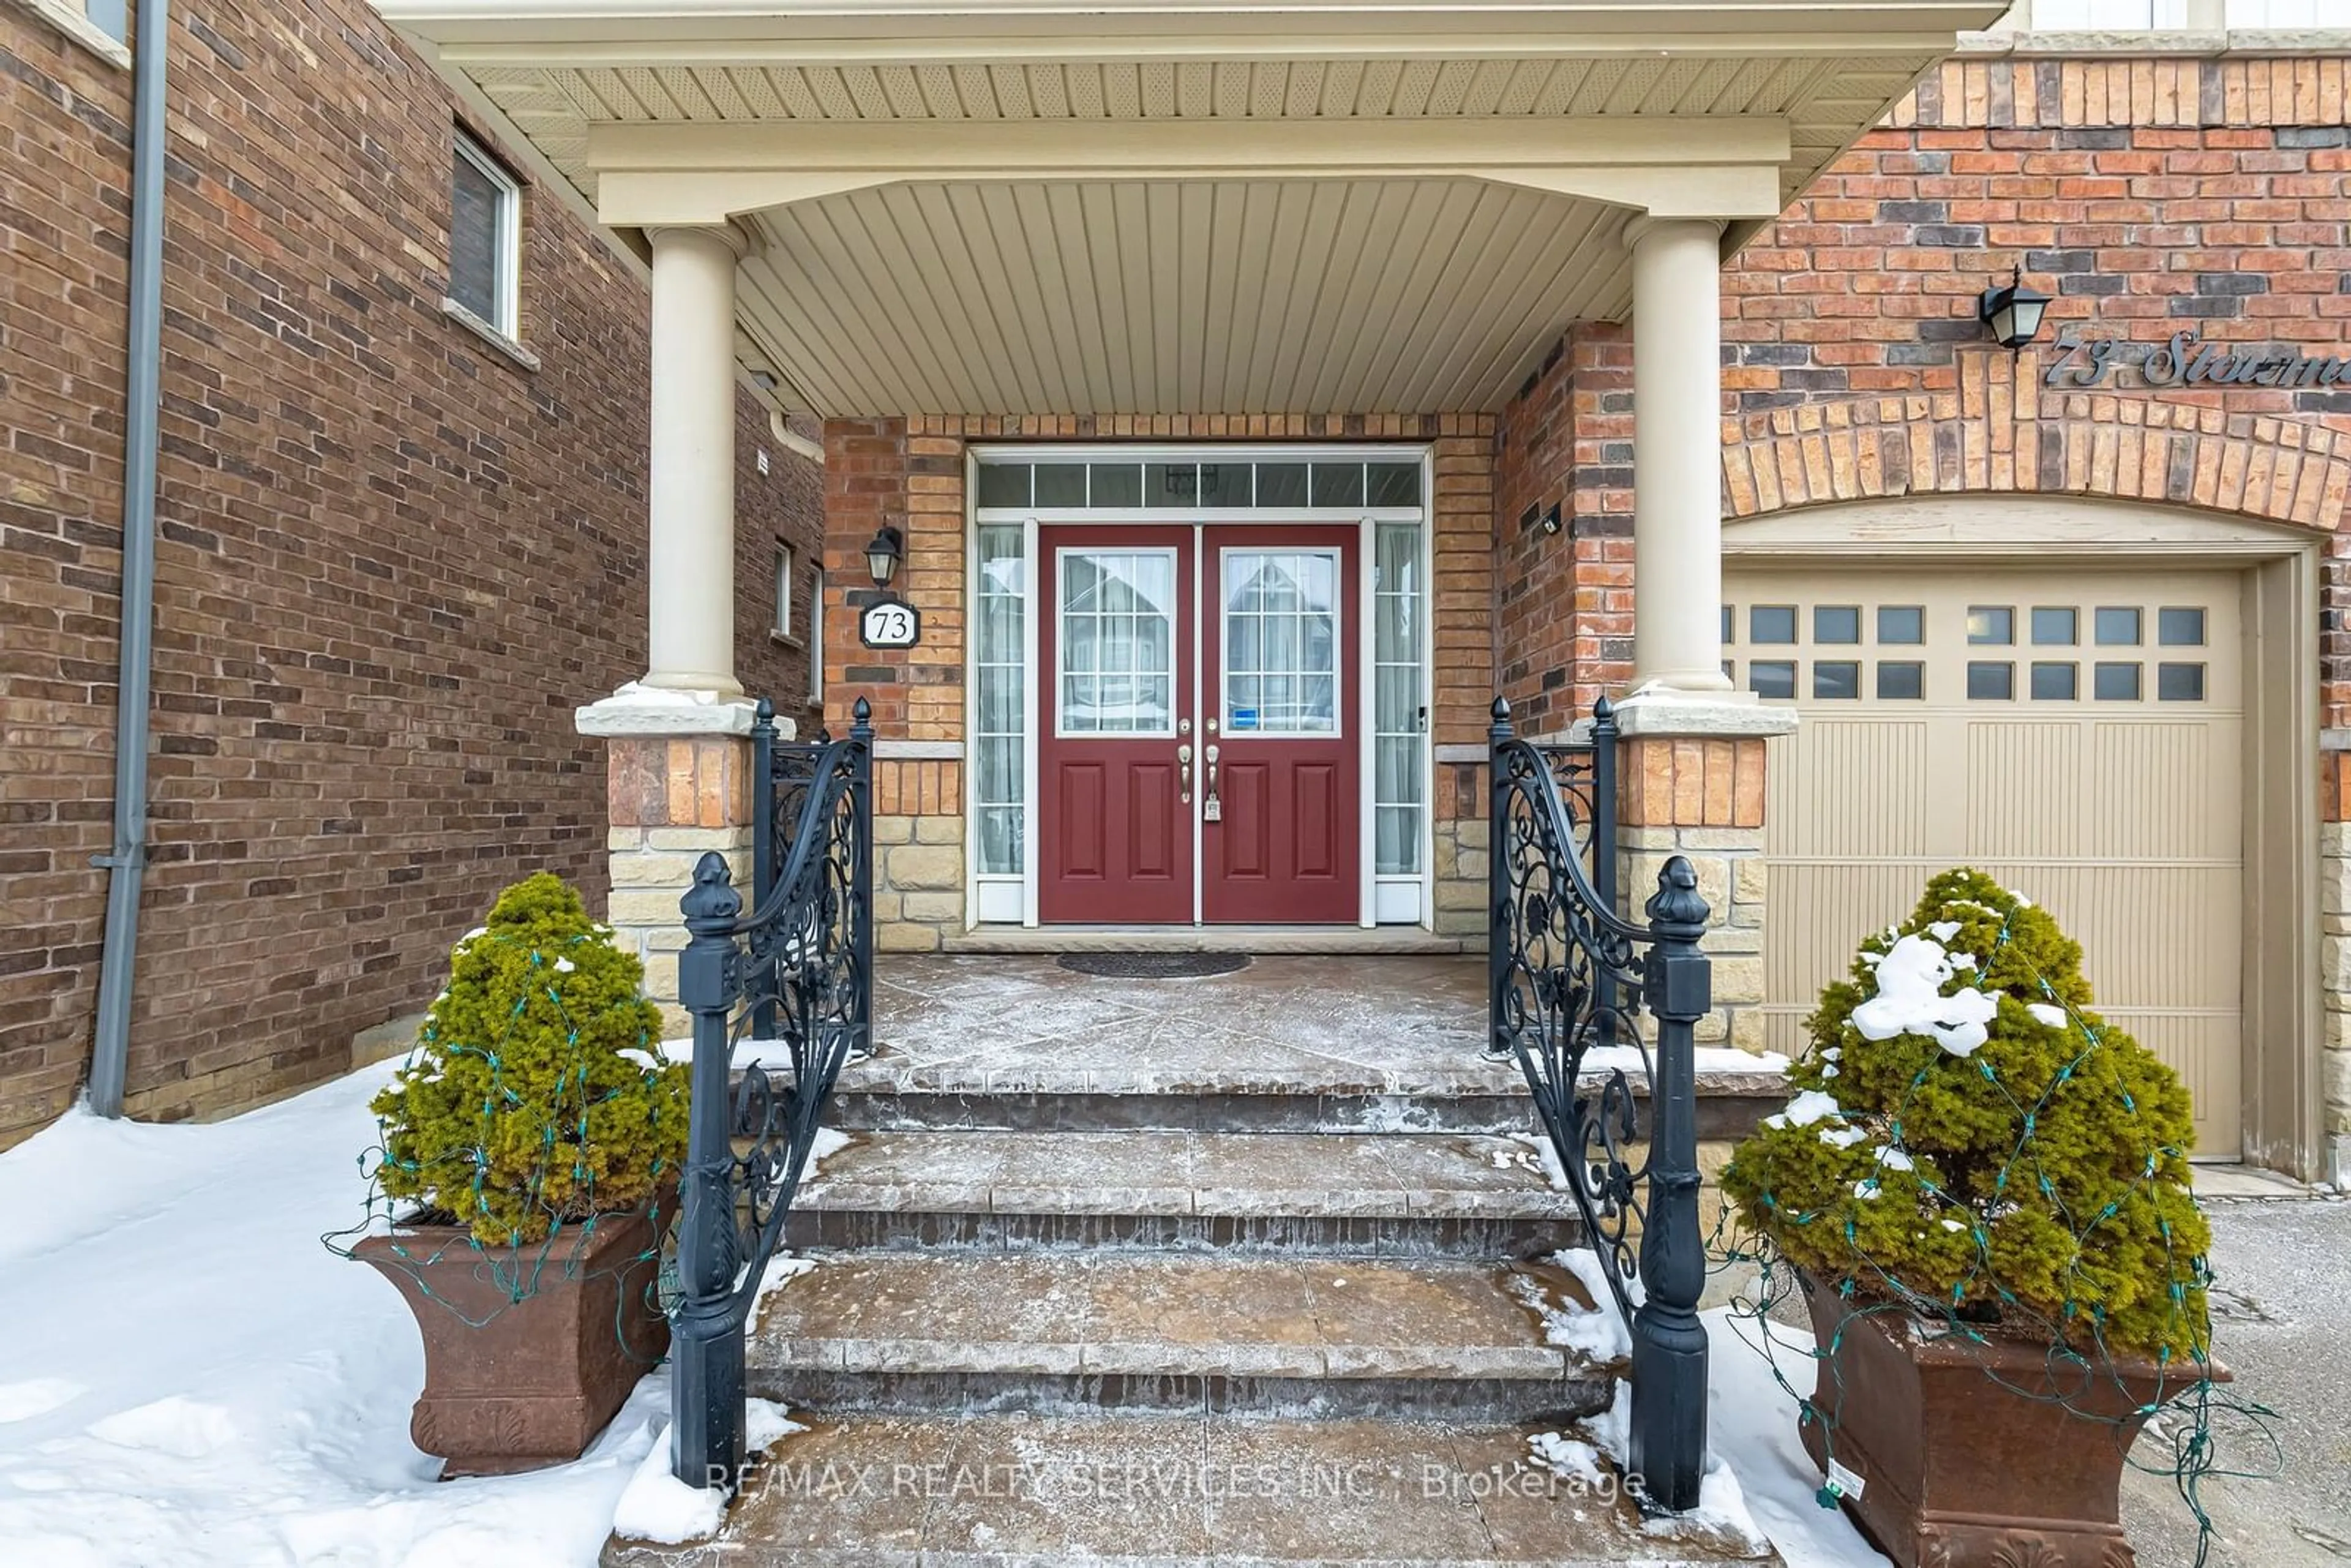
[672,851,749,1490]
[849,700,875,1057]
[1628,856,1711,1514]
[1486,697,1515,1062]
[667,696,874,1493]
[749,699,779,1042]
[1589,696,1618,916]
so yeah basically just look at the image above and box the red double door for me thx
[1038,524,1360,925]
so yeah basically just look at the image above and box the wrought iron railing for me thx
[1488,695,1711,1513]
[670,697,873,1490]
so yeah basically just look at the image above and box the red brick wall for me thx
[1494,328,1633,734]
[0,2,822,1144]
[1494,50,2351,754]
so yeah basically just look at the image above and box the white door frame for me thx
[965,442,1435,930]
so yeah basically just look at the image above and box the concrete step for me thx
[746,1251,1618,1422]
[786,1129,1586,1258]
[601,1410,1778,1567]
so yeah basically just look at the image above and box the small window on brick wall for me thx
[808,569,827,703]
[449,132,521,338]
[83,0,128,42]
[773,544,796,639]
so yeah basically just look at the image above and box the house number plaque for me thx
[859,598,921,650]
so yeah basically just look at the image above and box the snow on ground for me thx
[1706,1306,1894,1568]
[0,1063,664,1568]
[0,1057,1888,1568]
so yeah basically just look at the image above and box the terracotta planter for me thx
[356,1202,669,1477]
[1798,1271,2220,1568]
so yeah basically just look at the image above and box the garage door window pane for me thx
[1967,661,2014,700]
[2031,607,2077,645]
[2159,607,2206,647]
[2094,662,2142,700]
[1813,661,1860,699]
[1749,661,1796,699]
[1967,607,2014,645]
[1750,606,1797,644]
[1877,661,1924,699]
[2030,661,2077,701]
[2158,663,2205,702]
[1814,606,1861,644]
[1878,606,1924,644]
[1722,606,1734,644]
[2094,607,2142,645]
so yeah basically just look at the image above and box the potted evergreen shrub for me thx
[1722,868,2221,1568]
[350,872,689,1477]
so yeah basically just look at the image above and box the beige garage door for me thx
[1727,567,2243,1159]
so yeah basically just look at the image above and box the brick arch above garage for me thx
[1719,377,2351,537]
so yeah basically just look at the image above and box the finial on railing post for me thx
[1628,855,1711,1513]
[1487,694,1513,748]
[671,852,749,1491]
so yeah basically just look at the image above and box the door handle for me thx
[1177,743,1193,803]
[1204,743,1221,819]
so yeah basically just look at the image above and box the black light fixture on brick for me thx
[1978,266,2052,351]
[864,524,905,588]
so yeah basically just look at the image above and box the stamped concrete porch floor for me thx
[849,954,1508,1099]
[833,955,1787,1121]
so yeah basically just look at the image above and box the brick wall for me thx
[1494,327,1633,733]
[0,1,822,1145]
[1494,48,2351,735]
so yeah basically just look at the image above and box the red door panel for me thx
[1290,762,1341,879]
[1038,527,1194,925]
[1202,527,1360,924]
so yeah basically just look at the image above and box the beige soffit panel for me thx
[729,178,1633,416]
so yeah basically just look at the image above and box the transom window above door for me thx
[975,454,1423,514]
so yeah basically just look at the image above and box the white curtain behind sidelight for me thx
[1374,523,1424,876]
[974,527,1026,876]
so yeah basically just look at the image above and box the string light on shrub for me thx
[1709,869,2280,1568]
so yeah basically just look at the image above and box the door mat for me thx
[1055,953,1253,980]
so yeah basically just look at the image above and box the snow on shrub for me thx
[370,872,688,1247]
[1720,868,2211,1362]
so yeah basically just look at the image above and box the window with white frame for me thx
[449,132,520,337]
[772,544,795,639]
[809,569,826,704]
[82,0,127,42]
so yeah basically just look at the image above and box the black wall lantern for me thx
[864,525,904,588]
[1978,267,2052,351]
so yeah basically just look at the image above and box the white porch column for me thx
[1627,216,1733,695]
[644,223,746,695]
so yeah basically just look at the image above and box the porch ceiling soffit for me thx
[396,40,1963,219]
[583,116,1795,227]
[719,176,1643,416]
